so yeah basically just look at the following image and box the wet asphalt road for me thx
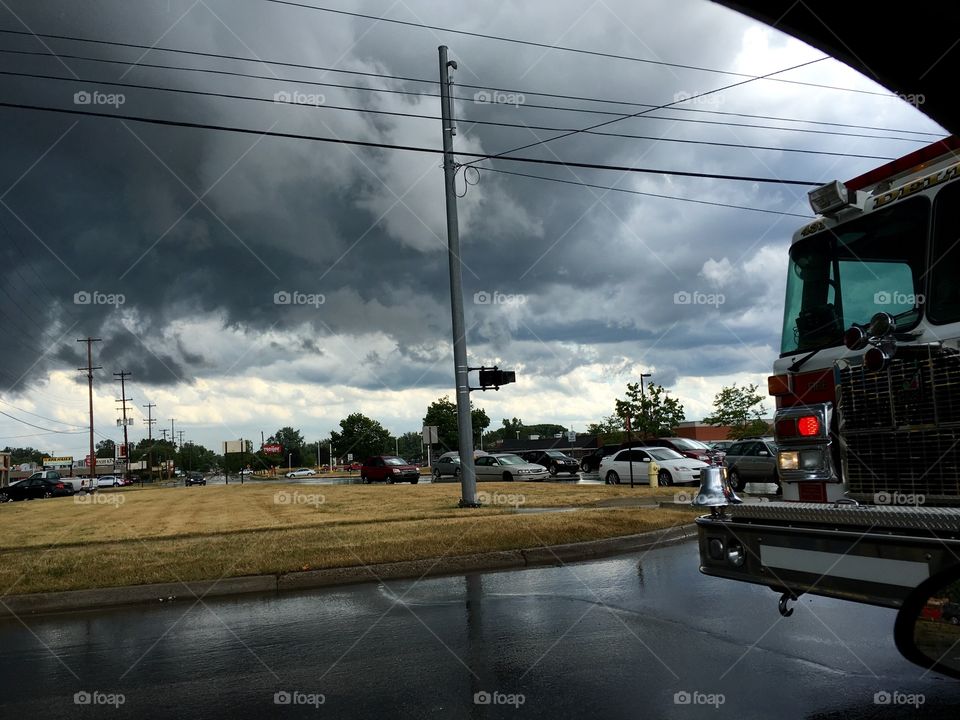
[2,541,959,719]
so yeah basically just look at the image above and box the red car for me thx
[360,456,420,484]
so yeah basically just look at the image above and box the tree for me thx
[422,396,490,452]
[614,382,686,438]
[482,418,567,446]
[330,413,392,462]
[586,415,626,444]
[397,431,423,460]
[2,447,50,465]
[95,438,116,459]
[268,426,307,466]
[703,383,771,438]
[176,442,217,472]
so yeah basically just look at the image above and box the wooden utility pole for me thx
[143,402,156,484]
[77,337,102,487]
[114,371,131,483]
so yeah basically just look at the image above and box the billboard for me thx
[223,440,245,454]
[262,443,282,454]
[43,456,74,468]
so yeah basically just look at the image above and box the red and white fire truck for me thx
[696,137,960,631]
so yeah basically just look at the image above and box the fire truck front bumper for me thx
[697,502,960,608]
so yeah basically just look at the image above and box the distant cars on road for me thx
[0,477,75,502]
[519,450,580,476]
[285,468,315,478]
[360,456,421,484]
[95,476,122,488]
[474,453,548,482]
[185,473,207,486]
[432,455,461,481]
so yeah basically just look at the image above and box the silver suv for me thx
[723,437,781,492]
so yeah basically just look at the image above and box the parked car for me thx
[0,477,75,502]
[942,602,960,625]
[474,453,548,482]
[708,440,735,453]
[723,437,781,492]
[360,456,420,484]
[599,447,708,486]
[185,473,206,486]
[640,437,719,464]
[95,475,122,488]
[520,450,580,476]
[579,445,623,473]
[432,455,461,481]
[285,468,315,478]
[239,468,253,475]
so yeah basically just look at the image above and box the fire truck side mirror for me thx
[893,564,960,680]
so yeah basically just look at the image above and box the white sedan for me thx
[599,447,708,486]
[285,468,315,478]
[94,475,122,488]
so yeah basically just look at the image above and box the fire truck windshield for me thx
[781,196,929,355]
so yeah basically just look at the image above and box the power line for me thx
[0,99,823,185]
[0,408,88,433]
[0,396,87,428]
[262,0,890,98]
[0,30,936,142]
[0,67,897,161]
[478,166,812,217]
[462,56,829,167]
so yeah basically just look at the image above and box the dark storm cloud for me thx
[0,0,942,401]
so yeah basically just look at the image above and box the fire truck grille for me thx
[839,350,960,501]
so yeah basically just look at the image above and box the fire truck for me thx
[695,136,960,628]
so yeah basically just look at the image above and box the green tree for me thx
[703,383,770,438]
[331,413,392,462]
[397,431,423,460]
[586,415,626,443]
[423,397,490,451]
[176,442,217,472]
[614,382,685,438]
[268,426,307,465]
[95,438,116,459]
[2,446,50,465]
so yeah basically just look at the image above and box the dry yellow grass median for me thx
[0,483,696,595]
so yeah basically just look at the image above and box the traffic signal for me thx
[478,367,516,389]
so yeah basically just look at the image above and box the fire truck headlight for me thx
[726,541,745,567]
[779,451,799,471]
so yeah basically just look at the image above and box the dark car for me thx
[641,437,719,464]
[723,437,781,492]
[520,450,580,476]
[185,473,206,486]
[360,456,420,484]
[942,602,960,625]
[0,477,75,502]
[432,455,461,481]
[579,445,623,473]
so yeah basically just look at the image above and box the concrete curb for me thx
[0,524,697,618]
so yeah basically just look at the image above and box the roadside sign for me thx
[567,431,577,443]
[262,443,282,454]
[422,425,439,444]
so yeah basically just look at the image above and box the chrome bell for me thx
[692,465,742,508]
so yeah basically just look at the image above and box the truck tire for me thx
[729,469,746,491]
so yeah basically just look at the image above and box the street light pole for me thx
[438,45,478,507]
[640,372,652,437]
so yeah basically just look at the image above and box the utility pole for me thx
[177,430,186,470]
[160,428,169,481]
[114,371,131,484]
[142,402,156,485]
[77,337,102,488]
[160,428,168,442]
[170,419,176,448]
[438,45,478,507]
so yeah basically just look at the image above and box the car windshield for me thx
[496,455,526,465]
[545,451,568,459]
[384,457,408,465]
[648,448,685,461]
[781,196,928,354]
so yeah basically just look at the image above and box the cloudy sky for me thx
[0,0,945,457]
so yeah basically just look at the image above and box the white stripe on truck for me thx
[760,545,929,587]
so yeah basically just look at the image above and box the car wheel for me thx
[411,478,419,484]
[503,472,514,482]
[361,474,370,484]
[549,463,558,477]
[0,491,9,503]
[453,468,461,479]
[950,616,960,625]
[605,471,620,485]
[658,469,673,487]
[432,469,441,481]
[729,469,746,491]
